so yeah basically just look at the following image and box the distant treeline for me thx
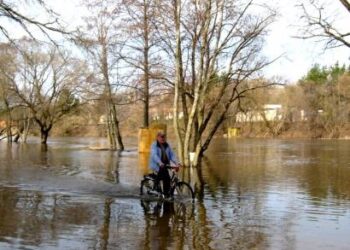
[226,63,350,138]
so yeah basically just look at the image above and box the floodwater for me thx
[1,138,350,250]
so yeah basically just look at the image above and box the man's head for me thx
[156,131,167,144]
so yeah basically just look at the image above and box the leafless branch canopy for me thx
[297,0,350,49]
[0,0,71,47]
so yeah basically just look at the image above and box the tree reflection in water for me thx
[98,198,113,250]
[104,151,120,183]
[0,188,97,249]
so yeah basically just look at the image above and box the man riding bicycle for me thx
[149,131,181,198]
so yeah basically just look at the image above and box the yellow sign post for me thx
[228,127,240,138]
[138,123,167,153]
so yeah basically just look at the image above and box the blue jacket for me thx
[149,141,178,172]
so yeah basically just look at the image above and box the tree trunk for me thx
[13,127,21,143]
[6,117,12,144]
[173,0,184,163]
[4,99,12,144]
[192,166,205,200]
[339,0,350,13]
[101,39,124,151]
[106,103,117,150]
[40,128,49,144]
[143,91,149,128]
[142,0,150,128]
[22,117,31,143]
[112,104,124,150]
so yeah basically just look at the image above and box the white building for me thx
[236,104,283,123]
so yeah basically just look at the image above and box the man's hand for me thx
[158,162,165,168]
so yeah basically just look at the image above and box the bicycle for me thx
[140,165,194,201]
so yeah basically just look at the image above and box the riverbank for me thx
[228,121,350,140]
[46,118,350,142]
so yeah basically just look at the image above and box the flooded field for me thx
[1,138,350,249]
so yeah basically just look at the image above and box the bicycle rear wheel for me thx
[172,181,194,200]
[140,179,155,196]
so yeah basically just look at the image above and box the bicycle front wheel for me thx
[173,181,194,200]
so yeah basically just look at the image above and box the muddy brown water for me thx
[1,137,350,249]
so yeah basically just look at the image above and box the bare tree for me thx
[4,40,81,144]
[119,0,164,128]
[0,0,69,43]
[156,0,276,167]
[77,0,125,150]
[298,0,350,49]
[0,43,18,142]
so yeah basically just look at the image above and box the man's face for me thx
[157,134,166,144]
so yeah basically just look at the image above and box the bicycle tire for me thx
[172,181,194,200]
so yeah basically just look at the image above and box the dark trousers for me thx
[157,167,171,196]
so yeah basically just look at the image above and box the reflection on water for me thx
[141,200,195,250]
[1,138,350,249]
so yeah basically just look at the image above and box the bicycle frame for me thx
[143,166,180,197]
[141,163,194,201]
